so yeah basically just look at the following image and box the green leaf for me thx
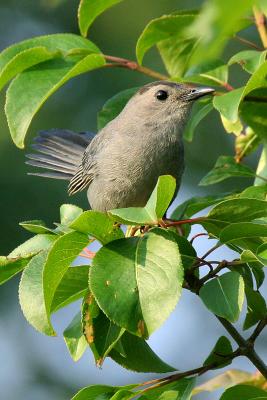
[136,13,196,65]
[109,175,176,225]
[184,60,228,87]
[139,378,195,400]
[213,61,267,121]
[19,220,54,234]
[63,311,87,361]
[199,272,245,322]
[186,0,253,65]
[5,53,105,148]
[19,251,55,335]
[71,210,124,244]
[60,204,83,226]
[172,235,196,270]
[229,50,267,74]
[110,331,176,373]
[51,265,89,313]
[97,87,139,130]
[183,99,213,142]
[199,156,255,186]
[240,102,267,140]
[43,232,89,332]
[255,141,267,186]
[204,336,233,369]
[208,198,267,223]
[241,250,265,289]
[220,223,267,244]
[83,292,123,366]
[220,384,267,400]
[257,242,267,262]
[71,385,119,400]
[90,228,183,337]
[8,233,56,258]
[0,255,32,285]
[240,185,267,200]
[78,0,124,37]
[243,287,267,330]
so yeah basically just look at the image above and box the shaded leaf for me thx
[255,141,267,186]
[240,102,267,140]
[72,385,120,400]
[90,228,183,337]
[199,156,255,186]
[5,54,105,148]
[109,175,176,225]
[63,311,87,361]
[220,384,267,400]
[220,223,267,244]
[78,0,124,37]
[183,99,213,142]
[199,272,245,322]
[204,336,233,369]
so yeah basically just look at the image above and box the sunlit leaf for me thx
[63,311,87,361]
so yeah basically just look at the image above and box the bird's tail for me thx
[26,129,94,180]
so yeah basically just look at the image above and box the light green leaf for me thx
[220,115,243,135]
[72,385,119,400]
[184,60,228,86]
[78,0,124,37]
[229,50,267,74]
[0,255,32,285]
[60,204,83,226]
[19,251,55,335]
[136,13,196,65]
[139,378,195,400]
[97,87,139,130]
[110,331,176,373]
[255,141,267,186]
[43,232,89,331]
[71,210,124,244]
[109,175,176,225]
[83,292,123,366]
[90,228,183,337]
[5,53,105,148]
[220,384,267,400]
[199,156,256,186]
[9,233,56,258]
[63,311,87,361]
[51,265,89,313]
[220,223,267,244]
[183,99,213,142]
[204,336,233,369]
[199,272,245,322]
[19,219,54,234]
[240,185,267,199]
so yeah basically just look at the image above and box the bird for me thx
[26,81,214,212]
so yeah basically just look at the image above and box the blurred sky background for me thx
[0,1,266,399]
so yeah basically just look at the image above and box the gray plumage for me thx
[26,81,214,211]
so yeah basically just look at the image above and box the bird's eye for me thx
[155,90,168,101]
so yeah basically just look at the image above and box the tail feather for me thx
[26,129,94,182]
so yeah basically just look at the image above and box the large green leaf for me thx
[63,311,87,361]
[51,265,89,313]
[71,210,124,244]
[83,292,123,366]
[43,232,89,331]
[204,336,233,369]
[8,233,56,258]
[136,13,196,65]
[240,102,267,140]
[110,331,176,373]
[97,87,139,130]
[19,219,54,234]
[199,272,245,322]
[109,175,176,225]
[78,0,124,37]
[183,99,213,142]
[199,156,255,186]
[184,60,228,87]
[220,384,267,400]
[90,228,183,337]
[229,50,267,74]
[220,223,267,244]
[0,255,32,285]
[213,61,267,121]
[19,250,55,335]
[60,204,83,226]
[5,53,105,148]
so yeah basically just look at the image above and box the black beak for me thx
[187,87,215,101]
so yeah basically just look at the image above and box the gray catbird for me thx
[26,81,214,211]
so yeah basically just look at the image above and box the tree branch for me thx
[248,316,267,345]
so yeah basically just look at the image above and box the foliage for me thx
[1,0,267,399]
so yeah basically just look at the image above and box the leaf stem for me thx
[253,7,267,49]
[164,217,205,227]
[233,34,263,50]
[103,55,168,80]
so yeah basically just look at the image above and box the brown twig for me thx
[253,7,267,48]
[233,34,263,50]
[201,242,222,260]
[190,233,208,244]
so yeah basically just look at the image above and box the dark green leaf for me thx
[220,223,267,244]
[204,336,233,369]
[5,54,105,148]
[78,0,124,37]
[97,87,139,130]
[110,331,176,373]
[139,378,195,400]
[183,99,213,142]
[171,234,196,270]
[0,255,32,285]
[71,210,124,244]
[199,272,245,322]
[90,228,183,337]
[71,385,119,400]
[109,175,176,225]
[243,287,267,330]
[208,198,267,222]
[199,156,255,186]
[240,102,267,140]
[63,311,87,361]
[220,384,267,400]
[229,50,267,74]
[51,265,89,313]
